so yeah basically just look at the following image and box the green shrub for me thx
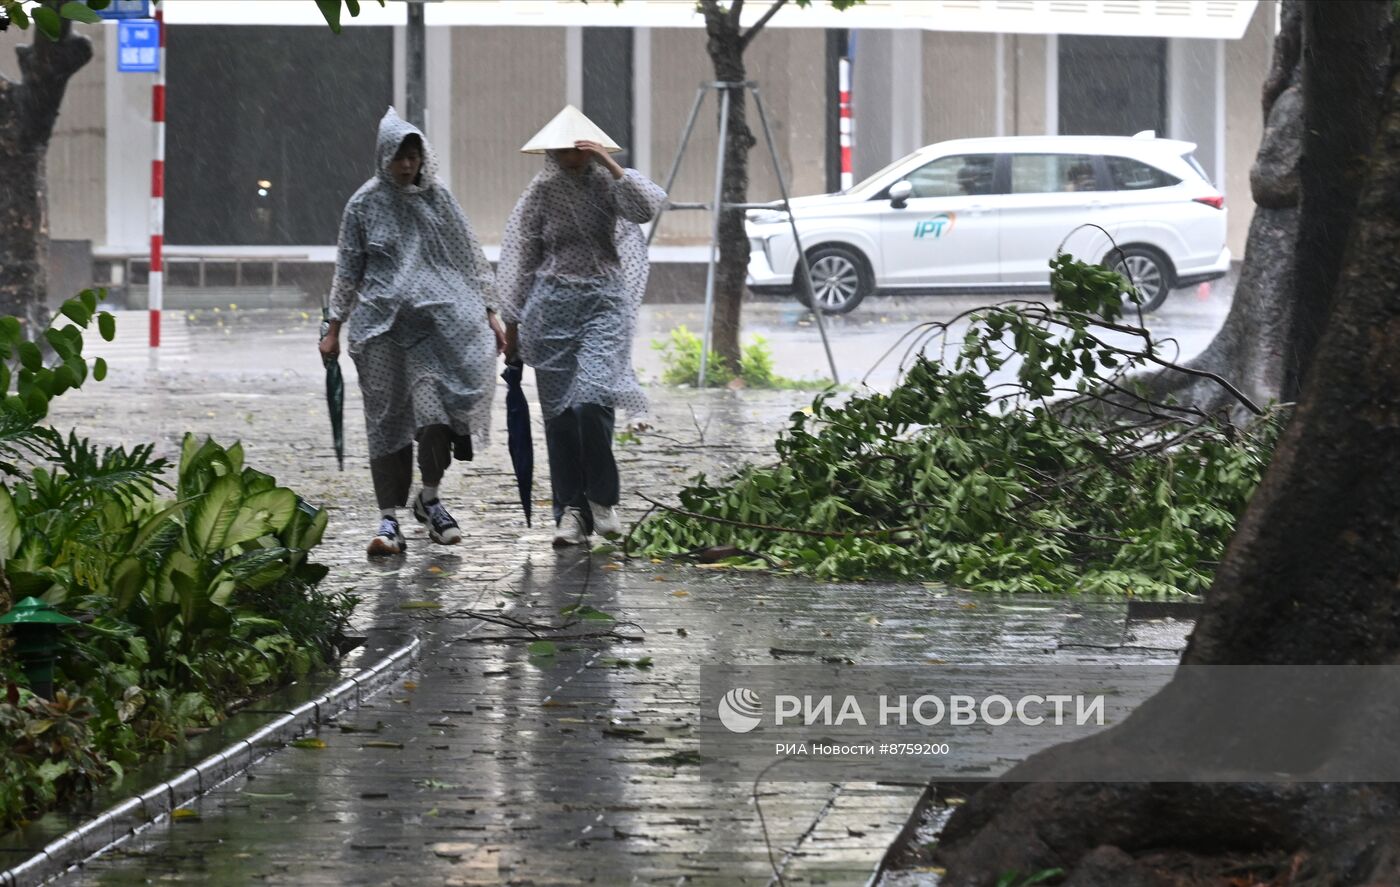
[652,326,830,389]
[0,295,353,830]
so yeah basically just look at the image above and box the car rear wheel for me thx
[795,246,872,314]
[1112,247,1173,313]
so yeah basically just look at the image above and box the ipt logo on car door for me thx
[914,213,956,240]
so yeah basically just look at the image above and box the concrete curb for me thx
[0,637,421,887]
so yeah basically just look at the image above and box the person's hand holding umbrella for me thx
[318,311,346,471]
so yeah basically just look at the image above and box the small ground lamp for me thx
[0,597,78,700]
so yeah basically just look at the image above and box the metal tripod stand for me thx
[647,81,840,388]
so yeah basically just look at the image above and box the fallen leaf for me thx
[601,563,620,571]
[400,601,442,610]
[363,740,404,749]
[403,681,418,691]
[171,808,200,821]
[291,738,327,750]
[960,603,978,610]
[670,590,689,598]
[528,640,558,658]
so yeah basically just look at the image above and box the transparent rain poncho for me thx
[329,108,498,459]
[496,154,666,420]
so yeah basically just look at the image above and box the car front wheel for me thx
[795,246,872,314]
[1112,247,1173,313]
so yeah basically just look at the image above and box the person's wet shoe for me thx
[553,506,589,547]
[414,492,463,545]
[367,516,407,556]
[589,501,622,538]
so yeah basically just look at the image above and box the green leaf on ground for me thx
[527,640,558,657]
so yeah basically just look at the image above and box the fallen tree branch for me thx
[636,491,914,538]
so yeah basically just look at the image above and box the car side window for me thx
[1104,156,1181,190]
[1010,154,1099,193]
[903,154,997,198]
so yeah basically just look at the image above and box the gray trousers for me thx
[369,424,461,510]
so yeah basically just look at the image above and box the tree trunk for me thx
[934,14,1400,883]
[0,7,93,338]
[1283,0,1394,400]
[701,0,758,370]
[1131,0,1389,422]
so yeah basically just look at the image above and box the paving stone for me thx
[30,313,1187,886]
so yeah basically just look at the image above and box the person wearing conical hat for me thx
[496,105,667,547]
[320,108,506,557]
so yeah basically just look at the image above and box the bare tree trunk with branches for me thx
[0,4,93,339]
[699,0,804,369]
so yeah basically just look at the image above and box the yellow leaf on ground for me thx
[671,590,689,598]
[291,738,327,750]
[403,681,418,691]
[172,808,200,821]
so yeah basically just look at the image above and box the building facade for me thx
[0,0,1275,303]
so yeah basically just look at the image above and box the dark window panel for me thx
[582,28,633,167]
[165,25,393,246]
[1058,35,1166,138]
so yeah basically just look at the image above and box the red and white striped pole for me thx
[149,5,165,348]
[838,56,853,191]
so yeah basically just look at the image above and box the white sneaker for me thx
[553,506,589,547]
[367,517,406,557]
[589,501,623,538]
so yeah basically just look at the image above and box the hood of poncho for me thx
[375,106,441,193]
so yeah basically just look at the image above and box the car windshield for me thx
[845,150,927,194]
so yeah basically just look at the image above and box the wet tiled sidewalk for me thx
[25,317,1186,886]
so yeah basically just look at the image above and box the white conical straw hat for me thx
[520,105,622,154]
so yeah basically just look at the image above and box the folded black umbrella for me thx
[502,360,534,527]
[320,308,345,471]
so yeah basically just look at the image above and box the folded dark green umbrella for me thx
[320,308,345,471]
[502,359,533,526]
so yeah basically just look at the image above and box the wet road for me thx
[19,299,1207,885]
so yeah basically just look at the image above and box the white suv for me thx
[746,134,1230,313]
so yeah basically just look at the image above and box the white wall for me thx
[1168,37,1222,185]
[103,24,158,255]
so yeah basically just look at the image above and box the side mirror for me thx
[888,180,913,208]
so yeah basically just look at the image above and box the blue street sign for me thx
[96,0,150,20]
[117,19,159,73]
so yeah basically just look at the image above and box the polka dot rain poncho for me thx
[329,108,498,460]
[495,154,667,420]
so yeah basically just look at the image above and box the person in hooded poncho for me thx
[496,106,666,547]
[320,108,504,557]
